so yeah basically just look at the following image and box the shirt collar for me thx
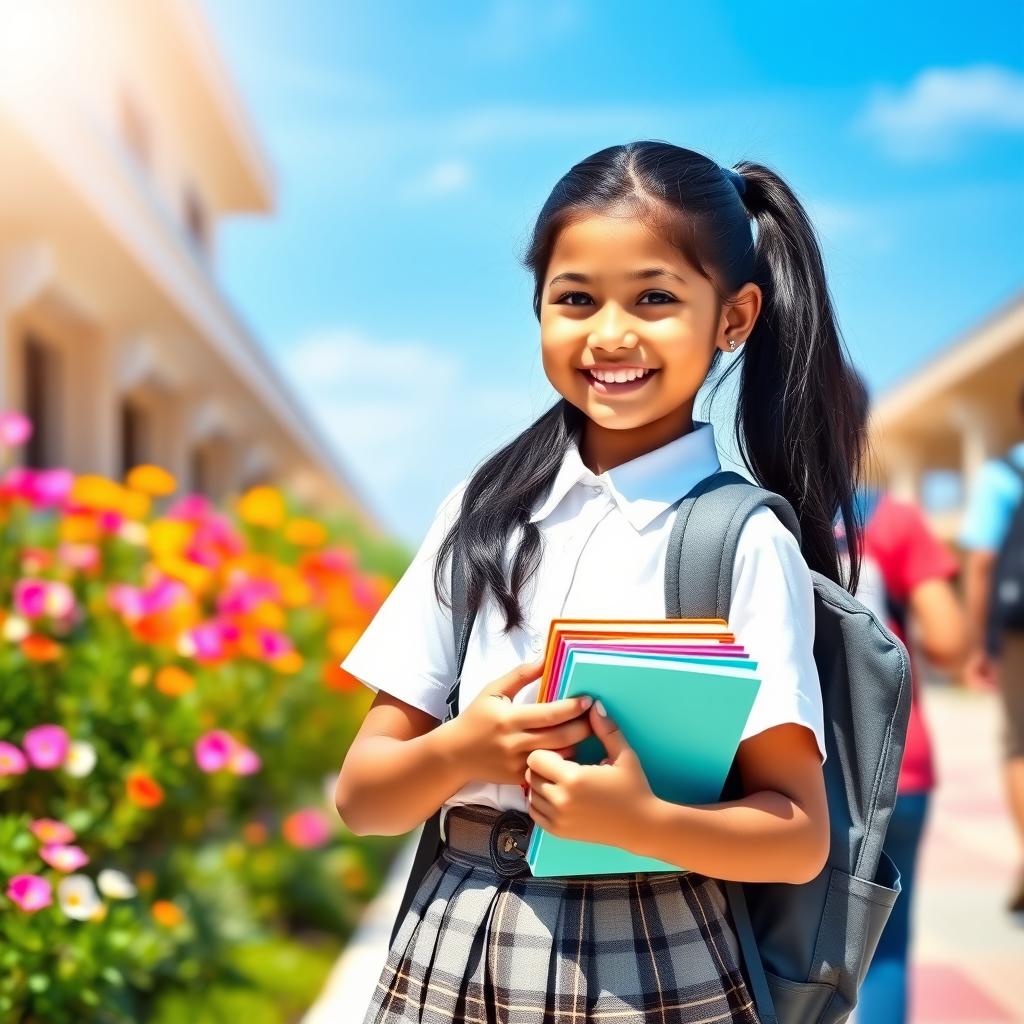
[528,420,722,532]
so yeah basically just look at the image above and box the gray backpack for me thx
[393,470,911,1024]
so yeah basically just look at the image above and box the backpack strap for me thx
[664,470,800,1024]
[389,524,478,947]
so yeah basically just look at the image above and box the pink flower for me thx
[0,412,32,448]
[30,818,75,844]
[13,578,49,619]
[6,874,52,912]
[58,543,100,572]
[194,730,235,773]
[31,468,74,509]
[187,621,226,661]
[40,843,89,872]
[282,808,332,849]
[256,629,293,660]
[22,724,70,770]
[228,745,261,776]
[0,741,28,776]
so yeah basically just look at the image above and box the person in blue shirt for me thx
[959,382,1024,914]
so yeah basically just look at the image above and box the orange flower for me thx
[135,870,156,892]
[126,770,164,808]
[271,650,303,675]
[151,900,183,927]
[237,486,285,530]
[323,662,361,692]
[327,625,362,660]
[284,518,327,548]
[120,489,151,522]
[21,634,62,662]
[126,464,176,497]
[155,665,195,697]
[242,821,268,845]
[59,513,101,544]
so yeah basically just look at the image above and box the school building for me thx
[0,0,380,532]
[867,289,1024,544]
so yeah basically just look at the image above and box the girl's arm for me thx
[526,711,829,885]
[630,722,829,884]
[337,660,595,836]
[334,691,471,837]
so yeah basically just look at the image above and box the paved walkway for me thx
[304,684,1024,1023]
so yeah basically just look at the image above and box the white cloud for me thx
[400,159,474,200]
[854,64,1024,161]
[280,328,545,543]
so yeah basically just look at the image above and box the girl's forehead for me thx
[549,215,693,276]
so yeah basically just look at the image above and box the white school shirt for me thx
[340,421,827,839]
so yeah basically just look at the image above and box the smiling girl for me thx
[335,141,863,1023]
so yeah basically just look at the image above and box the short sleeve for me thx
[339,478,467,719]
[729,507,827,765]
[864,497,958,602]
[960,459,1023,551]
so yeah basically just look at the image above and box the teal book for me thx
[526,651,761,877]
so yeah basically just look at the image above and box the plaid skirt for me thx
[364,803,760,1023]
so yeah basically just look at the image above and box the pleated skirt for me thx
[363,803,760,1023]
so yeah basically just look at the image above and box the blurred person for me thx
[959,382,1024,914]
[846,371,968,1024]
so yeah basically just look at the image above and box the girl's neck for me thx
[579,405,696,476]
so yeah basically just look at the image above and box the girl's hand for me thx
[446,658,595,786]
[524,700,655,844]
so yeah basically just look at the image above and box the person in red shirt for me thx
[850,375,967,1024]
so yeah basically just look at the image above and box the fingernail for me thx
[579,696,592,710]
[595,699,608,718]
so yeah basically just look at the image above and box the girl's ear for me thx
[718,283,761,353]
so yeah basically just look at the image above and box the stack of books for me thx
[525,618,761,877]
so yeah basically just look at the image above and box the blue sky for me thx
[203,0,1024,547]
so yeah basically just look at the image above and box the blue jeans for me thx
[855,791,930,1024]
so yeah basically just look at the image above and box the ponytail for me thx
[729,161,864,591]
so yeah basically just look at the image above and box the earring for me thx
[727,338,737,352]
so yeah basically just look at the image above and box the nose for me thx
[587,310,640,353]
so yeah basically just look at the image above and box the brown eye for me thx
[557,291,591,306]
[639,291,676,304]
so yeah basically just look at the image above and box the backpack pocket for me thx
[807,851,902,1019]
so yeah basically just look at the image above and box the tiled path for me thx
[304,685,1024,1023]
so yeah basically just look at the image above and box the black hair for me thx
[432,141,865,633]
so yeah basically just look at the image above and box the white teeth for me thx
[589,367,651,383]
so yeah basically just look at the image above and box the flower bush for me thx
[0,411,408,1022]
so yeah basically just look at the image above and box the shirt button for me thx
[589,484,602,494]
[530,636,543,652]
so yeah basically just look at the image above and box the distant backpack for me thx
[987,455,1024,653]
[392,471,911,1024]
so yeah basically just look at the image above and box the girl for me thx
[335,141,865,1023]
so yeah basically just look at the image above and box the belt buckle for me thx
[488,809,531,877]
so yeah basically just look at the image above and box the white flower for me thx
[2,615,29,643]
[57,874,101,920]
[118,521,149,546]
[97,868,137,900]
[175,633,196,658]
[64,740,97,778]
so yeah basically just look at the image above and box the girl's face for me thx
[540,213,761,468]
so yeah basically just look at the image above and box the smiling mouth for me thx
[577,367,660,395]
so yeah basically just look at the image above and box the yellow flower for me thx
[121,490,151,521]
[126,465,176,497]
[237,486,285,530]
[156,555,213,597]
[284,518,327,547]
[129,664,152,687]
[72,475,125,512]
[328,625,363,660]
[148,520,192,559]
[250,601,285,630]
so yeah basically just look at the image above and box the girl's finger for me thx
[527,787,558,821]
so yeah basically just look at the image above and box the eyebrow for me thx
[547,267,687,289]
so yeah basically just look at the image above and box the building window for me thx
[190,443,213,496]
[120,398,151,477]
[119,89,151,170]
[23,332,62,469]
[183,184,208,252]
